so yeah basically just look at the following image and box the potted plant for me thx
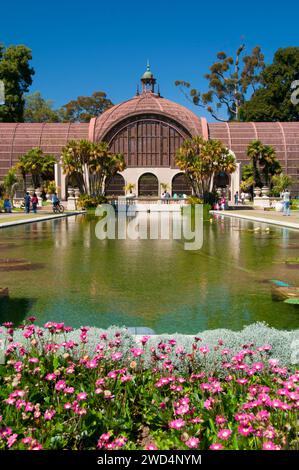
[124,183,136,197]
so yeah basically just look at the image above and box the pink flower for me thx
[238,425,254,436]
[111,352,123,361]
[45,373,57,381]
[215,415,227,425]
[114,436,128,448]
[77,392,87,401]
[86,359,98,369]
[210,443,223,450]
[44,409,55,421]
[55,380,66,391]
[5,397,15,405]
[130,348,144,357]
[185,437,199,448]
[100,432,111,442]
[236,378,248,385]
[64,403,72,410]
[64,386,75,394]
[145,443,158,450]
[7,433,18,448]
[199,346,210,354]
[204,398,214,410]
[169,419,186,430]
[28,357,39,364]
[263,441,281,450]
[140,335,150,345]
[217,429,232,440]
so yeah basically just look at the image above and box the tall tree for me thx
[24,91,61,122]
[61,91,113,122]
[176,136,236,198]
[0,44,34,122]
[240,47,299,121]
[175,44,264,121]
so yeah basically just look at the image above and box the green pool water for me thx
[0,213,298,333]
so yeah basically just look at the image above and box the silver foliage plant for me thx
[1,322,298,373]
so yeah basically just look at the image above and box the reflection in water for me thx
[0,214,298,333]
[0,297,36,324]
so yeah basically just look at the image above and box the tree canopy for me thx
[240,47,299,121]
[60,91,113,122]
[0,44,34,122]
[24,92,61,123]
[175,44,264,121]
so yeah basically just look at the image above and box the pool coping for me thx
[210,210,299,230]
[0,211,85,229]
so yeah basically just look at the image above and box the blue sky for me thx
[1,0,298,120]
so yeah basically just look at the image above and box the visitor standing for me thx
[241,191,246,204]
[31,193,38,214]
[24,192,31,214]
[4,197,12,213]
[234,191,239,205]
[282,189,291,216]
[220,196,226,210]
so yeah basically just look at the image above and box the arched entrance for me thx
[172,173,192,196]
[138,173,159,196]
[105,173,125,196]
[214,172,230,188]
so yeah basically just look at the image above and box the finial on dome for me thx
[141,61,156,93]
[136,84,140,96]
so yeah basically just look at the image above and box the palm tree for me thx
[62,140,93,194]
[3,169,18,202]
[124,183,136,195]
[247,140,281,188]
[176,136,236,199]
[62,140,125,196]
[246,140,264,188]
[14,148,56,189]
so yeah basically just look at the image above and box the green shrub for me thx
[77,194,108,209]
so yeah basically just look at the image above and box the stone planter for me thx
[74,188,80,198]
[275,201,284,212]
[261,186,270,197]
[68,187,75,198]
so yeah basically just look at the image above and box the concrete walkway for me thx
[0,211,84,229]
[210,209,299,230]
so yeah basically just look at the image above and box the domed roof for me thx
[90,91,204,142]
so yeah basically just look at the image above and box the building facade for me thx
[1,64,299,198]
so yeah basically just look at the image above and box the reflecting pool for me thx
[0,213,298,333]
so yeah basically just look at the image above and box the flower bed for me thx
[0,319,298,450]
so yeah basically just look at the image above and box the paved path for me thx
[210,209,299,230]
[0,211,84,229]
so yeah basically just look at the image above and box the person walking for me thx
[234,191,239,205]
[241,191,246,205]
[24,192,31,214]
[31,193,38,214]
[282,188,291,216]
